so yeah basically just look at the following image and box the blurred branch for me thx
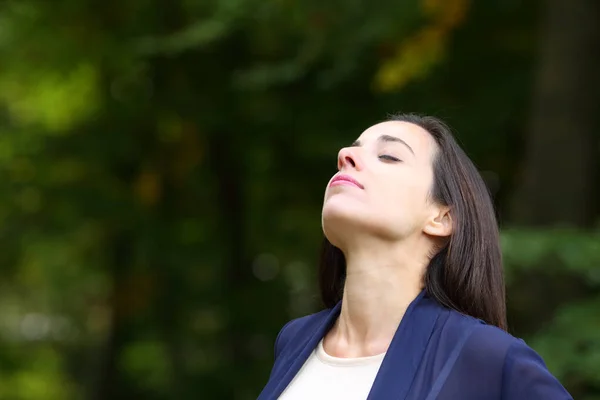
[133,20,233,56]
[132,0,253,56]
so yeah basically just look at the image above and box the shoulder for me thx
[442,310,572,399]
[500,337,573,399]
[273,307,333,358]
[460,314,519,356]
[444,309,538,367]
[439,310,518,368]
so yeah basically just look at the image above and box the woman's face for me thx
[322,121,445,244]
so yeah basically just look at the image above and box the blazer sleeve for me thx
[501,339,573,400]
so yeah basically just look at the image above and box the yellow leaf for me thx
[374,0,470,92]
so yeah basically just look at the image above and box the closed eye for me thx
[379,155,402,162]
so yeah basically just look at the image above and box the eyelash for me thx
[379,155,401,162]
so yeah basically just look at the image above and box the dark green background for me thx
[0,0,599,398]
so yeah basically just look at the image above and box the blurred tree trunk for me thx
[209,133,254,398]
[510,0,600,227]
[156,180,186,399]
[507,0,600,340]
[92,231,134,400]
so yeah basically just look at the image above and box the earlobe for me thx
[423,209,453,237]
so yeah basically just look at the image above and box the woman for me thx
[258,114,573,399]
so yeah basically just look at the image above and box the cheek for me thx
[377,180,430,224]
[380,178,425,206]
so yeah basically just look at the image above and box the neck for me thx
[325,239,428,358]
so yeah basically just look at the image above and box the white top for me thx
[278,339,386,400]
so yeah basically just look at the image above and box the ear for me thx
[423,206,453,237]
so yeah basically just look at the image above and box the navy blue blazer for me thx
[258,291,573,399]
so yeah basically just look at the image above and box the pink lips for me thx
[329,174,364,189]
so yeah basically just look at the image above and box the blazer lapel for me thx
[260,291,442,400]
[263,302,342,400]
[367,291,442,400]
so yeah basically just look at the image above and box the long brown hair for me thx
[318,113,507,330]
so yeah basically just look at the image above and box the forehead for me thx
[356,121,437,158]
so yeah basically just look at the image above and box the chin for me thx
[322,202,382,245]
[323,205,405,247]
[322,198,363,225]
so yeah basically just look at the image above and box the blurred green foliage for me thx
[0,0,599,399]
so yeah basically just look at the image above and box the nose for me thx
[337,147,361,171]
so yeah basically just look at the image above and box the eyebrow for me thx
[351,134,415,155]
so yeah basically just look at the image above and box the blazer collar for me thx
[265,301,342,399]
[265,290,442,400]
[367,291,442,399]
